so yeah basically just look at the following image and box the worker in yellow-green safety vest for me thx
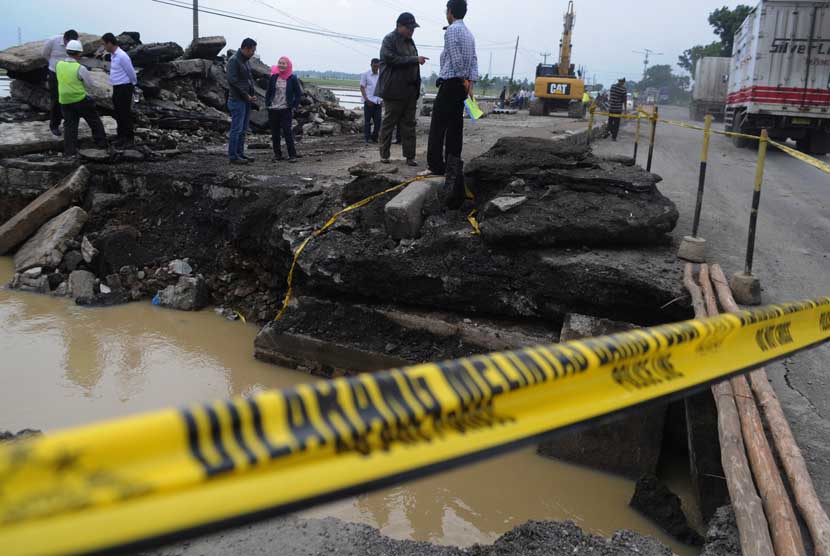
[56,40,108,158]
[581,91,592,119]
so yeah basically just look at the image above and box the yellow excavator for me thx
[530,1,586,118]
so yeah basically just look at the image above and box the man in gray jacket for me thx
[375,12,428,166]
[227,38,258,164]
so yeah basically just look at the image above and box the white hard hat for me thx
[65,40,83,53]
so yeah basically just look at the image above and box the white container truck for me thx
[725,0,830,154]
[690,57,731,121]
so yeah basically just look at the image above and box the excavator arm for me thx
[558,1,575,77]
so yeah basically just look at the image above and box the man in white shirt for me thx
[360,58,382,144]
[41,29,79,136]
[102,32,138,147]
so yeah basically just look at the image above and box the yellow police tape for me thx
[599,109,830,174]
[2,297,830,556]
[768,139,830,174]
[466,209,481,235]
[274,175,434,321]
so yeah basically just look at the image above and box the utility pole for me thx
[488,52,493,77]
[17,27,22,45]
[540,51,552,64]
[633,48,663,81]
[193,0,199,42]
[509,36,520,87]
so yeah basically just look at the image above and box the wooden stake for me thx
[695,265,775,556]
[711,263,830,556]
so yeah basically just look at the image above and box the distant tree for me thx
[478,74,493,95]
[678,41,724,76]
[709,5,754,55]
[633,64,691,103]
[679,5,753,75]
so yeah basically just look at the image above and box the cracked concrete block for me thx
[0,166,90,255]
[384,178,442,240]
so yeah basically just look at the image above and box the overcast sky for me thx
[1,0,746,84]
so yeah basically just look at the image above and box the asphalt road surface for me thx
[595,105,830,512]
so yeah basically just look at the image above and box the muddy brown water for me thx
[0,257,697,555]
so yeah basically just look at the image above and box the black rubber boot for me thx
[445,154,465,210]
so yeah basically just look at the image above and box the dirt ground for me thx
[213,111,590,179]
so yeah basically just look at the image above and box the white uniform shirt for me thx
[42,36,67,73]
[360,70,382,105]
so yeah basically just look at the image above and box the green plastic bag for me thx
[464,96,484,121]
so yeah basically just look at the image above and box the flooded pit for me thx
[0,257,698,555]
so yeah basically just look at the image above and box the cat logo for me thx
[548,83,571,95]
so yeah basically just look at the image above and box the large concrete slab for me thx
[13,206,88,272]
[0,33,100,73]
[0,166,89,255]
[0,117,116,156]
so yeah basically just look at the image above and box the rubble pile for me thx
[0,32,361,151]
[255,135,688,372]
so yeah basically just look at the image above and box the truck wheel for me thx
[568,100,586,119]
[529,99,545,116]
[807,131,830,156]
[731,112,754,149]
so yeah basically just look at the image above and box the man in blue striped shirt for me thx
[427,0,478,185]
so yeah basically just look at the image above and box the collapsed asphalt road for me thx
[595,105,830,511]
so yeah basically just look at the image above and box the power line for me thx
[152,0,385,44]
[633,48,663,81]
[246,0,376,58]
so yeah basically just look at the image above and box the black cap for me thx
[396,12,420,28]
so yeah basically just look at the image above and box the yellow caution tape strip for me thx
[274,175,435,321]
[466,209,481,235]
[768,139,830,174]
[2,297,830,556]
[593,111,645,121]
[627,115,830,174]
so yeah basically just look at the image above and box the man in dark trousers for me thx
[375,12,428,166]
[608,78,627,141]
[102,33,138,148]
[56,40,108,158]
[360,58,382,144]
[427,0,478,208]
[42,29,79,136]
[227,38,258,164]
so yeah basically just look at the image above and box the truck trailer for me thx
[725,0,830,154]
[690,57,731,121]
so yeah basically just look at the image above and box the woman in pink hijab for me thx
[265,56,303,162]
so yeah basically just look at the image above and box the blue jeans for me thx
[227,98,251,160]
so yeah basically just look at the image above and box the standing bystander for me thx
[608,78,627,141]
[265,56,302,163]
[56,40,108,158]
[102,33,138,148]
[375,12,428,166]
[227,38,258,164]
[427,0,478,208]
[360,58,382,144]
[42,29,79,136]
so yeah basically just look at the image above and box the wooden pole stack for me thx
[710,264,830,556]
[684,262,830,556]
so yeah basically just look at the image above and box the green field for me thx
[301,76,439,93]
[301,77,361,89]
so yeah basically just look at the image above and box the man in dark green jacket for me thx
[375,12,428,166]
